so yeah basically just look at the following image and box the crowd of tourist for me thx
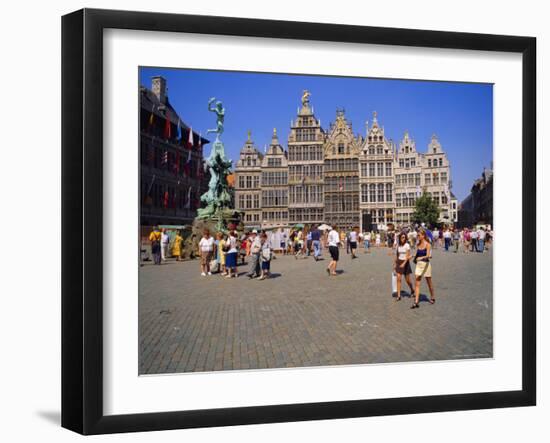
[147,223,492,308]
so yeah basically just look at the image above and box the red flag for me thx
[163,190,169,208]
[187,127,194,149]
[163,113,171,140]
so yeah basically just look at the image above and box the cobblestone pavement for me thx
[139,245,493,374]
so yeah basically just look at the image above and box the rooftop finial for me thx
[247,129,252,142]
[372,111,378,126]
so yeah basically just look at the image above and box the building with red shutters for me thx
[140,76,209,228]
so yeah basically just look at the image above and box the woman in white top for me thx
[394,232,414,301]
[326,225,341,276]
[224,231,239,278]
[198,229,215,276]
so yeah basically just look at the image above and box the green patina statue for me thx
[196,97,234,229]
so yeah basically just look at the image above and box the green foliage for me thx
[412,193,440,226]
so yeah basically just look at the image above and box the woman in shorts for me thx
[394,232,415,301]
[411,228,435,309]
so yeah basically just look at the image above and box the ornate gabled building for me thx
[422,134,457,224]
[359,112,395,228]
[394,130,422,225]
[287,91,325,225]
[260,129,289,229]
[394,131,457,225]
[323,110,360,230]
[234,131,263,228]
[234,92,458,231]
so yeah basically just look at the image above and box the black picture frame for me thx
[62,8,536,435]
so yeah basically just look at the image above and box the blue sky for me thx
[139,67,493,201]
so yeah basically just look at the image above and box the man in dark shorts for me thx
[326,225,340,276]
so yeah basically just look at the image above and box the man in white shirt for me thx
[326,226,341,276]
[477,227,486,253]
[246,230,262,279]
[470,229,479,252]
[160,228,170,262]
[198,229,215,276]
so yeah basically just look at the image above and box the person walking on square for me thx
[362,230,371,253]
[443,227,452,251]
[259,233,272,280]
[453,228,460,253]
[471,228,479,252]
[395,233,415,301]
[306,230,313,256]
[216,232,227,275]
[198,229,215,276]
[149,226,162,265]
[160,228,170,262]
[477,227,486,252]
[172,230,184,261]
[247,230,262,279]
[375,232,381,248]
[349,227,359,259]
[326,225,341,276]
[411,228,435,309]
[463,228,471,253]
[311,225,322,261]
[224,230,239,278]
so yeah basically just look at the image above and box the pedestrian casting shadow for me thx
[392,291,414,299]
[36,410,60,426]
[418,294,433,303]
[268,273,282,279]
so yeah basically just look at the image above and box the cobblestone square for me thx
[139,246,493,374]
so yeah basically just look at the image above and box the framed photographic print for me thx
[62,8,536,435]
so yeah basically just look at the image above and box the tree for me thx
[412,193,440,226]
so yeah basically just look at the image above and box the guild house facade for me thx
[235,91,458,231]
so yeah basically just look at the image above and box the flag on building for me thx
[185,187,192,209]
[161,149,168,167]
[147,105,155,132]
[163,190,169,208]
[187,127,194,149]
[198,132,202,152]
[184,150,192,175]
[176,119,182,144]
[163,112,171,140]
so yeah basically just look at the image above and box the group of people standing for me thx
[197,229,273,280]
